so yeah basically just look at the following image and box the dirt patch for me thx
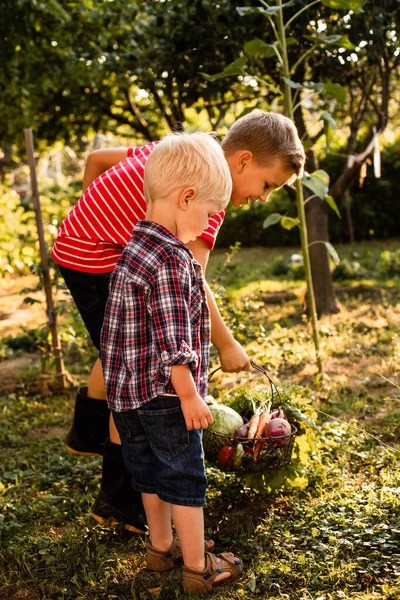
[335,285,400,303]
[0,352,41,393]
[260,290,298,305]
[0,588,41,600]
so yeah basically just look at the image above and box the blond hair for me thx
[144,132,232,210]
[222,110,305,177]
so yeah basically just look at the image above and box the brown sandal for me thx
[183,551,243,594]
[147,537,215,572]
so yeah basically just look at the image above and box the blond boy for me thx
[100,132,243,593]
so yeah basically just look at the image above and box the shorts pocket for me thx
[137,406,189,460]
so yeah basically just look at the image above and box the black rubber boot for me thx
[92,439,147,534]
[65,387,110,457]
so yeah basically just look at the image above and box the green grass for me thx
[1,243,400,599]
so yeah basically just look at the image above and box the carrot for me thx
[256,411,271,438]
[247,414,260,440]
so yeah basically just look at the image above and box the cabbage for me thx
[208,403,243,435]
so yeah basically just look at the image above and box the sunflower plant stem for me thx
[276,0,323,373]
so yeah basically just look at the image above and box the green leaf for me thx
[237,7,268,17]
[324,35,343,44]
[304,34,356,50]
[23,297,41,305]
[321,0,362,9]
[265,2,295,14]
[244,39,276,58]
[282,77,303,90]
[302,170,330,198]
[322,82,348,105]
[247,573,257,593]
[337,35,357,50]
[321,112,337,130]
[321,112,337,149]
[200,57,247,81]
[286,37,298,47]
[263,213,282,229]
[325,242,340,265]
[325,195,341,219]
[281,217,300,230]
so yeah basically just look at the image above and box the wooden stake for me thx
[24,128,68,389]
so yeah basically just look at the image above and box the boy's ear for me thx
[237,150,253,173]
[179,187,197,209]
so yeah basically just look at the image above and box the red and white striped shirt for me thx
[51,142,226,273]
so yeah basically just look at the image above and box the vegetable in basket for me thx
[208,403,243,436]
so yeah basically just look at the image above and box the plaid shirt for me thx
[101,221,211,412]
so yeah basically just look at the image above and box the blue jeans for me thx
[113,395,207,507]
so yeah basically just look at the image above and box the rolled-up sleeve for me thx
[150,259,199,369]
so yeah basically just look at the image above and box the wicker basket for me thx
[203,361,297,472]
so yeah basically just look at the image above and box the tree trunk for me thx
[305,192,340,317]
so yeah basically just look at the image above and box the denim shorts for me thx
[112,395,207,507]
[58,265,111,350]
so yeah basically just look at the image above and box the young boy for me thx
[100,132,243,593]
[52,110,305,532]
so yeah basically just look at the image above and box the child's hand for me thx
[217,339,250,373]
[180,395,214,431]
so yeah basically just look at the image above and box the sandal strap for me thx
[183,551,243,594]
[147,537,215,572]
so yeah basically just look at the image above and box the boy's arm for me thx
[170,365,213,431]
[151,260,213,431]
[82,147,129,191]
[188,237,250,373]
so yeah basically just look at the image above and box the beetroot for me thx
[270,407,286,420]
[264,417,292,447]
[234,423,250,439]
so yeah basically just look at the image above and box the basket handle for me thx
[208,360,282,405]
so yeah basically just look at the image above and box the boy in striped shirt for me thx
[52,110,305,533]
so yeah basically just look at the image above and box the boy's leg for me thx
[59,265,111,456]
[87,358,107,400]
[91,438,146,533]
[142,493,173,550]
[171,504,205,571]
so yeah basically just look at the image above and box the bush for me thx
[0,179,80,277]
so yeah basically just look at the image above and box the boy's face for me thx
[227,153,295,207]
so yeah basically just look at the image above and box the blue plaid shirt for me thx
[101,221,211,412]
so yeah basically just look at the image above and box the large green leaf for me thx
[302,170,330,198]
[322,82,348,105]
[263,213,282,229]
[244,39,276,58]
[201,57,247,81]
[321,0,362,9]
[325,195,341,219]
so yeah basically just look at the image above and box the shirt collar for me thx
[134,220,193,256]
